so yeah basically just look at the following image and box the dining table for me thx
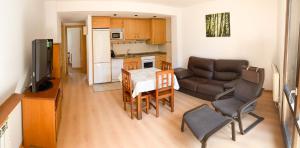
[119,68,180,120]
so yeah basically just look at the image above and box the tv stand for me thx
[37,80,53,92]
[22,79,62,147]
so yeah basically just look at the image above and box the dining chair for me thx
[121,69,150,119]
[151,70,175,117]
[124,61,140,70]
[161,61,172,70]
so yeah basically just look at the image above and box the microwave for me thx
[111,29,123,40]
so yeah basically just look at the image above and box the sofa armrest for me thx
[224,79,239,89]
[174,68,194,80]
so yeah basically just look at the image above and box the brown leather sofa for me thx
[175,56,248,101]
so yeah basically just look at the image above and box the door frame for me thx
[61,23,87,77]
[282,0,300,147]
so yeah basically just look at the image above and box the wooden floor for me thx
[57,71,284,148]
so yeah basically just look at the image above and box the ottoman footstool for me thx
[181,104,235,148]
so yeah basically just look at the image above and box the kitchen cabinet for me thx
[123,19,136,40]
[112,59,124,82]
[111,18,124,28]
[92,16,111,28]
[137,19,151,39]
[149,19,166,44]
[123,19,150,40]
[155,54,167,69]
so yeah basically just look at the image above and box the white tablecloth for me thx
[119,68,180,98]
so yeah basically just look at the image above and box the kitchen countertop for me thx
[112,51,166,59]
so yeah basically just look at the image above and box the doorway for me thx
[62,24,87,77]
[67,28,81,69]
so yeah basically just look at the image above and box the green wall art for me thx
[206,12,231,37]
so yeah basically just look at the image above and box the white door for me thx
[67,28,81,68]
[94,63,111,83]
[93,29,111,63]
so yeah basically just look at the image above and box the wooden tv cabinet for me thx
[22,79,63,148]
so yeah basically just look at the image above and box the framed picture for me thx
[206,12,231,37]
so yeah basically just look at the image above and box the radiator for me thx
[272,64,280,102]
[0,121,8,148]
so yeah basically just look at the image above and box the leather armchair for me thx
[212,67,265,134]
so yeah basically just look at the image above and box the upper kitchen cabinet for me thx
[137,19,151,39]
[123,19,136,40]
[92,16,111,28]
[149,19,166,44]
[123,19,150,40]
[111,18,124,28]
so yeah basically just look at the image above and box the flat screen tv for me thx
[31,39,53,92]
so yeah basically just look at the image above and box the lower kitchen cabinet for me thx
[112,59,124,82]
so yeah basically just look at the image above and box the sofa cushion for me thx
[174,68,194,80]
[188,57,214,79]
[196,83,224,97]
[214,59,248,81]
[179,77,208,91]
[207,79,227,87]
[214,72,238,81]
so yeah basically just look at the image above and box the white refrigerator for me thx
[93,29,111,83]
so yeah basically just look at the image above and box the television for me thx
[31,39,53,92]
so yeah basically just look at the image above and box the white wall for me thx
[86,15,93,85]
[67,28,82,68]
[276,0,287,111]
[182,0,280,90]
[0,0,46,146]
[0,0,45,103]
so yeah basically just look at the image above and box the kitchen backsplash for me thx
[112,41,166,55]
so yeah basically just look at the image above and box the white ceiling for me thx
[54,0,203,8]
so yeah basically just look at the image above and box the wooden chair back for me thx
[124,61,139,70]
[155,70,174,99]
[121,69,132,96]
[161,61,172,70]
